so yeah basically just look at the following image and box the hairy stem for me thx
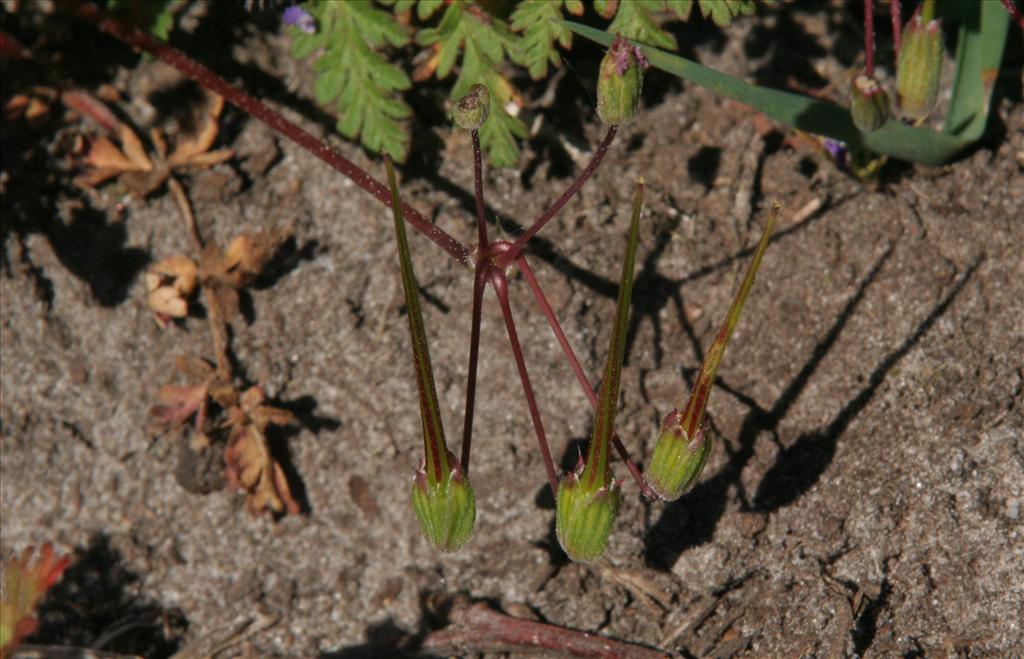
[471,130,490,250]
[71,2,472,268]
[891,0,903,53]
[496,126,618,268]
[460,267,488,473]
[865,0,876,76]
[516,255,655,497]
[490,271,559,495]
[1001,0,1024,29]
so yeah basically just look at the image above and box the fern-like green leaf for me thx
[510,0,584,80]
[697,0,758,26]
[291,1,413,162]
[417,3,527,167]
[607,0,680,50]
[607,0,763,50]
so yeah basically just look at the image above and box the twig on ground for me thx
[420,601,669,659]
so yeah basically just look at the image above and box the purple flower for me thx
[282,5,316,34]
[823,138,848,170]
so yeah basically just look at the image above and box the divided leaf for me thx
[416,3,527,167]
[510,0,584,80]
[606,0,762,50]
[224,386,300,516]
[74,91,233,197]
[292,1,412,162]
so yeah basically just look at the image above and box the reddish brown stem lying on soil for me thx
[496,125,618,269]
[517,255,656,498]
[864,0,876,76]
[490,269,559,495]
[891,0,903,53]
[421,602,669,658]
[70,2,472,268]
[1000,0,1024,29]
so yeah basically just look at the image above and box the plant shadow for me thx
[644,248,979,570]
[29,533,187,658]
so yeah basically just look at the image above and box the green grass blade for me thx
[566,21,971,166]
[943,0,1009,141]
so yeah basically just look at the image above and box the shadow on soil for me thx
[30,533,187,658]
[644,250,979,570]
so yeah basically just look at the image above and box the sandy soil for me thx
[2,3,1022,658]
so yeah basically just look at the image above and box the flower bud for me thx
[597,36,645,126]
[644,410,714,501]
[896,13,942,121]
[849,72,891,132]
[452,84,490,131]
[411,451,476,552]
[556,460,621,562]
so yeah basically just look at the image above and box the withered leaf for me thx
[73,90,234,198]
[145,254,198,325]
[223,386,299,516]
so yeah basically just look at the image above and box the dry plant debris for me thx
[73,91,233,197]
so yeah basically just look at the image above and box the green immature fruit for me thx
[849,72,891,132]
[896,9,942,121]
[645,410,714,501]
[597,36,644,126]
[555,180,644,562]
[385,157,475,552]
[646,205,777,501]
[452,83,490,131]
[556,460,621,563]
[412,452,476,552]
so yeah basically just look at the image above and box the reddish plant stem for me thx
[460,267,488,472]
[421,601,669,658]
[496,125,618,269]
[864,0,876,76]
[516,255,656,498]
[459,130,491,473]
[470,130,490,249]
[1001,0,1024,30]
[891,0,903,53]
[489,271,559,495]
[71,2,472,269]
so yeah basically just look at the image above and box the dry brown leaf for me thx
[145,255,198,325]
[74,90,233,198]
[150,381,210,430]
[224,386,299,516]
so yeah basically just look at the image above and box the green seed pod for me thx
[645,410,714,501]
[411,451,476,552]
[849,72,891,132]
[452,84,491,131]
[896,13,942,121]
[556,461,621,563]
[597,36,644,126]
